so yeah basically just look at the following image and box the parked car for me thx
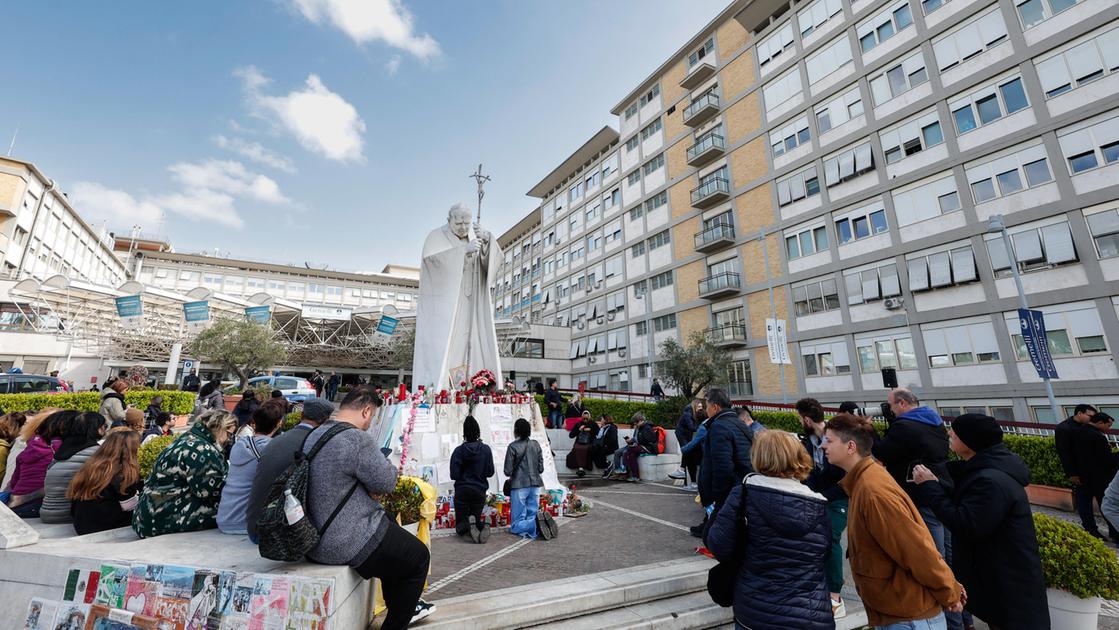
[241,375,318,403]
[0,374,67,394]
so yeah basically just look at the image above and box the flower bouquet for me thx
[470,369,498,393]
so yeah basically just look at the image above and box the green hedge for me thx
[1034,512,1119,599]
[0,391,197,415]
[534,395,668,426]
[138,434,177,479]
[1004,435,1068,488]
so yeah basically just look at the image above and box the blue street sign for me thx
[1019,308,1058,380]
[376,315,399,335]
[183,300,210,322]
[245,305,271,324]
[115,295,143,318]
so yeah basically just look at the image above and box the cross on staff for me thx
[468,163,491,223]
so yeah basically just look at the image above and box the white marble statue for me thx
[412,203,504,391]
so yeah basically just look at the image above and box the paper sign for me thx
[412,406,436,433]
[436,461,451,486]
[491,429,513,447]
[420,434,439,459]
[491,405,513,426]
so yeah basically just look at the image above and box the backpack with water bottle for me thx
[256,423,359,562]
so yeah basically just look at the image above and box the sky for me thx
[2,0,729,273]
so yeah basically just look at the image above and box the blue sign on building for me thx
[183,300,210,322]
[115,295,143,318]
[245,305,271,324]
[1019,308,1059,380]
[376,315,399,335]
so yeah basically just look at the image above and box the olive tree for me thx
[656,330,733,401]
[189,317,286,389]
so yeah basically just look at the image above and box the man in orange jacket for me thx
[824,413,963,629]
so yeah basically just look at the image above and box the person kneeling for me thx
[450,416,494,543]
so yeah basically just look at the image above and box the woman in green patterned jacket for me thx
[132,409,236,538]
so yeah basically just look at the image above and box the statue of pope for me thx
[412,203,504,391]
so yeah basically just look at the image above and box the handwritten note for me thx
[412,406,436,433]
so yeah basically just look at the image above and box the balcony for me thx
[690,177,731,209]
[694,222,736,253]
[680,61,716,90]
[683,92,720,127]
[686,132,726,167]
[707,324,748,347]
[698,271,741,299]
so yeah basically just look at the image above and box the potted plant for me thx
[1033,513,1119,629]
[382,478,425,534]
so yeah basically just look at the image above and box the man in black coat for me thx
[544,381,565,429]
[695,388,753,536]
[1074,412,1119,541]
[912,414,1050,629]
[1055,403,1100,536]
[796,397,848,616]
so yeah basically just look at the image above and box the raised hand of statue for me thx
[474,224,491,242]
[465,239,481,258]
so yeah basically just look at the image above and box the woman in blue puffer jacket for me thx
[706,430,834,630]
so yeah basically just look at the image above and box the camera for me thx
[855,402,896,423]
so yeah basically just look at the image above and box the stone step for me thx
[420,557,714,630]
[532,590,732,630]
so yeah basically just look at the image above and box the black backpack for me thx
[257,423,360,562]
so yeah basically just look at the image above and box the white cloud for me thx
[239,67,366,163]
[152,189,244,229]
[290,0,439,60]
[168,159,290,204]
[213,135,296,173]
[69,182,164,230]
[385,54,401,76]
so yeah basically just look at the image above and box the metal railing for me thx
[686,132,726,162]
[683,92,720,120]
[698,271,740,294]
[707,324,747,343]
[690,177,731,205]
[694,222,735,248]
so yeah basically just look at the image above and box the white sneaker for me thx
[684,483,698,492]
[412,599,437,624]
[667,468,686,479]
[831,597,846,619]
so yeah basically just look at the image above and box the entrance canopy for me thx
[9,275,414,369]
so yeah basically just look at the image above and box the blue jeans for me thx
[919,506,963,630]
[876,612,946,630]
[548,409,563,428]
[509,487,539,539]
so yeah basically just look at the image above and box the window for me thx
[869,50,929,105]
[1033,26,1119,97]
[891,173,961,226]
[950,75,1030,135]
[757,22,795,68]
[923,320,1001,367]
[603,188,620,210]
[922,0,948,14]
[966,144,1052,204]
[511,339,545,359]
[644,191,667,215]
[858,336,919,371]
[802,340,852,376]
[1008,305,1107,359]
[587,231,602,253]
[689,37,715,67]
[986,220,1078,274]
[823,142,875,187]
[627,170,641,186]
[642,153,665,176]
[604,221,622,244]
[1016,0,1087,29]
[1057,114,1119,175]
[771,116,812,156]
[763,68,803,113]
[606,290,626,312]
[806,35,853,84]
[835,203,889,244]
[798,0,843,37]
[648,230,670,251]
[814,86,864,133]
[857,1,914,54]
[601,153,619,178]
[625,136,640,153]
[932,7,1008,72]
[845,262,902,305]
[908,245,978,291]
[639,84,660,108]
[624,102,639,120]
[880,110,944,164]
[631,241,646,258]
[585,170,601,191]
[776,167,821,206]
[1086,207,1119,259]
[793,278,841,315]
[640,117,663,140]
[649,270,674,290]
[728,359,753,396]
[786,224,829,260]
[653,314,677,332]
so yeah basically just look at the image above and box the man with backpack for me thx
[261,386,435,628]
[694,388,754,537]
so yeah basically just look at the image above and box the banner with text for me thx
[765,318,791,364]
[245,305,271,325]
[115,295,143,329]
[1019,308,1059,379]
[183,300,209,332]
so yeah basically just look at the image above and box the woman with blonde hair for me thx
[69,430,142,535]
[132,409,235,538]
[705,430,833,629]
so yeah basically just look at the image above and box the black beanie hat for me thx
[951,413,1003,452]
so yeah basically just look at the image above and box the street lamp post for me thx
[634,290,654,390]
[988,214,1062,422]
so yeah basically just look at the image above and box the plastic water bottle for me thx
[284,489,305,525]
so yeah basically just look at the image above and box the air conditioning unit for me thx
[594,281,603,289]
[606,312,616,321]
[884,297,905,311]
[585,287,592,294]
[596,316,605,325]
[577,321,586,330]
[588,355,597,363]
[618,349,627,358]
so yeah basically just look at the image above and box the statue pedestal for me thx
[369,402,562,494]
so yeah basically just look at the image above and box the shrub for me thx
[1033,512,1119,600]
[1005,435,1068,488]
[749,411,803,434]
[534,395,664,426]
[138,434,177,479]
[282,411,302,432]
[383,477,425,525]
[0,391,196,415]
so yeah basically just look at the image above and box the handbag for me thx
[705,481,749,607]
[503,444,526,496]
